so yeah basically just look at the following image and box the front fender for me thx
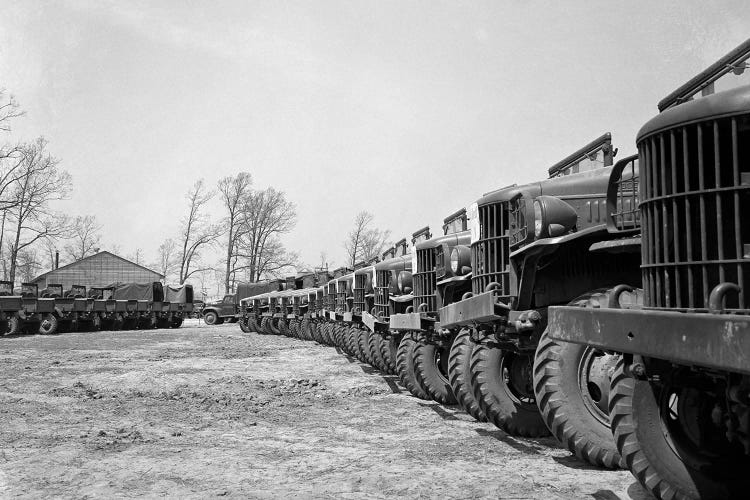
[509,224,607,260]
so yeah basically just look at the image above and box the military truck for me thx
[546,39,750,498]
[111,282,165,330]
[390,210,472,405]
[204,279,284,326]
[163,284,194,328]
[345,258,380,360]
[8,283,58,335]
[2,282,56,335]
[40,284,97,332]
[0,282,22,336]
[439,134,642,450]
[355,239,413,374]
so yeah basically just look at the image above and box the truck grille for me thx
[413,247,437,314]
[336,280,348,312]
[472,201,512,299]
[435,245,445,278]
[327,284,336,310]
[610,156,641,231]
[640,114,750,313]
[292,296,300,315]
[374,270,391,321]
[354,274,367,314]
[307,294,316,313]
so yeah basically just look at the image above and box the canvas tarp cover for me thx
[236,281,282,300]
[111,282,163,301]
[165,285,193,304]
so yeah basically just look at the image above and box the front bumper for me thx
[439,291,508,329]
[389,312,437,332]
[548,306,750,375]
[361,311,387,333]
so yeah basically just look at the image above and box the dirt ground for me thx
[0,319,653,499]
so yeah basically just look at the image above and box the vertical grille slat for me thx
[640,113,750,314]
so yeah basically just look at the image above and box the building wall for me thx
[31,253,162,290]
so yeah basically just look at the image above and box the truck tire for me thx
[306,319,316,340]
[609,358,750,500]
[343,326,357,357]
[382,333,400,375]
[248,317,260,333]
[325,322,336,345]
[414,336,457,405]
[396,334,431,400]
[278,318,290,336]
[325,323,337,346]
[533,330,623,468]
[171,316,184,328]
[259,316,271,334]
[288,319,299,338]
[203,310,219,326]
[367,331,388,372]
[349,327,363,361]
[112,313,124,331]
[333,324,346,348]
[377,333,394,374]
[318,322,330,345]
[341,326,356,356]
[239,317,252,333]
[6,316,21,336]
[38,313,59,335]
[267,317,280,335]
[471,343,549,437]
[359,328,376,366]
[310,321,324,344]
[448,329,487,422]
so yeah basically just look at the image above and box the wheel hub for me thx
[577,348,618,425]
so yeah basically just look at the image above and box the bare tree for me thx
[253,237,300,281]
[6,138,72,284]
[0,89,23,132]
[235,187,297,282]
[0,89,26,269]
[16,248,41,283]
[344,211,391,266]
[178,179,220,284]
[319,251,329,270]
[153,238,179,283]
[127,248,145,265]
[63,215,102,262]
[217,172,252,293]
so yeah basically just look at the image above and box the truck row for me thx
[0,281,194,335]
[234,39,750,500]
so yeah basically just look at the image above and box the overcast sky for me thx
[0,0,748,279]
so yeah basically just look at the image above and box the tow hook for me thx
[513,310,541,333]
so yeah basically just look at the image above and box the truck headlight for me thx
[534,200,544,238]
[450,248,459,273]
[397,271,412,293]
[533,196,578,239]
[449,245,472,275]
